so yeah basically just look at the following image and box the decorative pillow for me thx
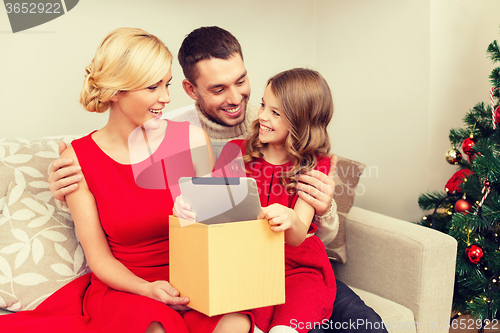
[0,136,88,311]
[324,156,365,264]
[0,182,89,311]
[0,137,75,211]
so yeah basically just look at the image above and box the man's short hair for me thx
[178,26,243,85]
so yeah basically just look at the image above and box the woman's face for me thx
[258,84,288,146]
[112,67,172,128]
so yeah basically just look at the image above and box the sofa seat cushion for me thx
[350,286,416,333]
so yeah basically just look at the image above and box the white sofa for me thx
[0,135,457,333]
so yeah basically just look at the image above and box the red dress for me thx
[0,120,230,333]
[214,140,337,333]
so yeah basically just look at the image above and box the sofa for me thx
[0,135,458,333]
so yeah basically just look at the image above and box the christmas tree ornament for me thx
[465,244,485,264]
[445,169,473,193]
[445,148,462,164]
[455,199,472,214]
[495,106,500,126]
[474,180,492,215]
[491,87,499,128]
[462,136,477,162]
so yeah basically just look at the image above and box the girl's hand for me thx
[258,203,298,232]
[145,280,191,311]
[173,195,196,221]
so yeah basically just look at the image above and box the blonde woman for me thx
[0,28,252,333]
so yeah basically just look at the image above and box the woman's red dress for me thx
[0,121,232,333]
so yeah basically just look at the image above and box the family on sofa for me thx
[0,26,386,333]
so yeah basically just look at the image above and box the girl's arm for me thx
[258,199,314,247]
[61,146,190,310]
[259,156,331,246]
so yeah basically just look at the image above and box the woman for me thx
[0,28,252,333]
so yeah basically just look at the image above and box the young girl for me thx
[177,68,337,333]
[0,28,252,333]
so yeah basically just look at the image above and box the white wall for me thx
[0,0,317,138]
[313,0,500,221]
[1,0,500,222]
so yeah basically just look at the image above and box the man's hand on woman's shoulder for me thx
[48,142,82,202]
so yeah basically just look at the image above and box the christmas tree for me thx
[418,37,500,320]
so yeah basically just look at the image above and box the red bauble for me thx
[444,169,473,193]
[495,106,500,125]
[462,137,477,162]
[455,199,472,214]
[465,244,485,264]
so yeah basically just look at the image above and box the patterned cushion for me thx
[0,136,88,311]
[0,137,74,207]
[324,156,365,264]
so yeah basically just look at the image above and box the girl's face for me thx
[258,84,288,146]
[112,67,172,128]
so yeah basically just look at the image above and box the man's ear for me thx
[182,79,199,101]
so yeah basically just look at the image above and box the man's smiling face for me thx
[190,54,250,127]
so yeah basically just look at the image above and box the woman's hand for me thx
[258,203,298,232]
[173,195,196,221]
[144,280,191,311]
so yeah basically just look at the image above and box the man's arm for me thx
[48,142,82,204]
[296,154,339,244]
[48,105,199,204]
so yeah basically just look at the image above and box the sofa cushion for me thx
[324,156,365,263]
[0,137,77,211]
[0,182,89,311]
[0,136,88,312]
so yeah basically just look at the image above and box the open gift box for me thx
[169,216,285,317]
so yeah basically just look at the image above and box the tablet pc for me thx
[178,177,262,224]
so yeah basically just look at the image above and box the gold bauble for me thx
[445,148,462,165]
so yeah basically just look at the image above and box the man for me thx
[49,26,386,333]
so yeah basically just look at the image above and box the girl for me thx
[0,28,252,333]
[177,68,337,333]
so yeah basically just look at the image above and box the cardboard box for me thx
[169,216,285,317]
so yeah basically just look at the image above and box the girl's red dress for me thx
[0,120,249,333]
[214,139,337,333]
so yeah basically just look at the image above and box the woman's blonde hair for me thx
[244,68,334,193]
[80,27,173,113]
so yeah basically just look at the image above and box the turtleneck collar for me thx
[195,104,258,141]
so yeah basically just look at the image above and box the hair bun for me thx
[80,65,111,113]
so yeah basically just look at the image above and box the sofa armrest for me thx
[334,206,457,333]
